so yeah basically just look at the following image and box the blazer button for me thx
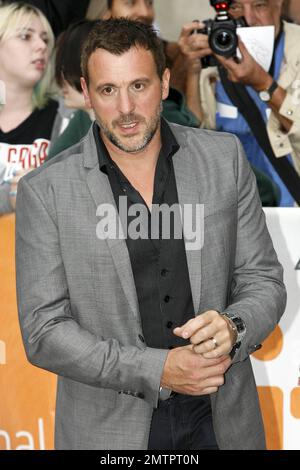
[138,334,145,343]
[249,344,262,354]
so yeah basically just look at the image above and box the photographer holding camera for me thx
[179,0,300,207]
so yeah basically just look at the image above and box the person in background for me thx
[0,2,57,214]
[179,0,300,207]
[47,20,97,158]
[3,0,91,37]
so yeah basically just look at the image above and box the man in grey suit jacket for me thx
[16,19,286,450]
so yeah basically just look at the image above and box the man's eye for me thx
[133,83,144,91]
[102,87,114,95]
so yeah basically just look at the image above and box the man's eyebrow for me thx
[132,77,151,83]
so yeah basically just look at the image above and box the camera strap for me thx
[218,66,300,206]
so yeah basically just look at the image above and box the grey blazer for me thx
[16,123,286,450]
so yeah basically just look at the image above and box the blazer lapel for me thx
[83,129,140,321]
[173,140,203,316]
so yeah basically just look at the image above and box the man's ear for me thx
[80,77,92,109]
[161,68,171,101]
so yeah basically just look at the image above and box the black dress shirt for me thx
[93,119,195,349]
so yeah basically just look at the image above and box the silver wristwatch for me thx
[221,312,246,345]
[259,80,279,102]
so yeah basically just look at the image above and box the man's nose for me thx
[117,90,135,115]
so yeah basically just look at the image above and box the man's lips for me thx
[117,121,140,133]
[119,122,138,129]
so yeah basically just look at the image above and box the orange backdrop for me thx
[0,215,56,450]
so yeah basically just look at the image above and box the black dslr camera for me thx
[196,0,247,68]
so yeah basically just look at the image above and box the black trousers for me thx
[147,393,219,450]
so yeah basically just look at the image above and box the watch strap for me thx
[259,80,279,101]
[267,80,279,98]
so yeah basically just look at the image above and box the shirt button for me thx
[287,109,293,116]
[161,269,168,277]
[166,321,173,329]
[164,295,170,303]
[138,335,145,343]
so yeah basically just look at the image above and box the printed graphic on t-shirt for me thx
[0,139,49,182]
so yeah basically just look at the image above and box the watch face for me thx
[259,90,270,102]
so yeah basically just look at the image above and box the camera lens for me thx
[217,31,232,47]
[210,27,237,57]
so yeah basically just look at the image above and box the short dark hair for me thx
[55,20,97,92]
[81,18,166,86]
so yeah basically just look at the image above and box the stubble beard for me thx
[96,102,163,154]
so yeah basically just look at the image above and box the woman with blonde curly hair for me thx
[0,2,57,213]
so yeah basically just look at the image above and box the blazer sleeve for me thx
[15,176,168,408]
[225,136,287,364]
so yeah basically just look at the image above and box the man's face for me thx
[229,0,283,35]
[81,46,169,154]
[109,0,155,25]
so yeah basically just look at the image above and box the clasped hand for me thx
[174,309,236,359]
